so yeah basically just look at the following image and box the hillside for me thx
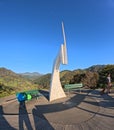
[0,68,38,97]
[0,64,114,97]
[33,73,51,89]
[33,64,114,89]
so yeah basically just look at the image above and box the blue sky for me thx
[0,0,114,74]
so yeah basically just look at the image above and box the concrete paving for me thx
[0,89,114,130]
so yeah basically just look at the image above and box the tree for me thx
[70,71,99,89]
[97,65,114,88]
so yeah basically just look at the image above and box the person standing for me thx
[106,73,112,93]
[100,73,112,94]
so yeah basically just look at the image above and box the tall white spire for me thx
[49,22,68,101]
[61,22,68,64]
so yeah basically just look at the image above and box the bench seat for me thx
[64,83,83,93]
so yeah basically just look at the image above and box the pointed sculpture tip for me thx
[62,21,64,28]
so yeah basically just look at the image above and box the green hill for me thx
[0,68,38,97]
[0,64,114,97]
[33,73,51,89]
[33,64,114,89]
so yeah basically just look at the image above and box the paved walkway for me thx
[0,89,114,130]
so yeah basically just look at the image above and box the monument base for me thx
[49,69,66,102]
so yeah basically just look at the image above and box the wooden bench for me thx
[64,83,83,94]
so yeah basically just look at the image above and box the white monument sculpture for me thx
[49,22,68,101]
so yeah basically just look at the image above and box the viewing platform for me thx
[0,89,114,130]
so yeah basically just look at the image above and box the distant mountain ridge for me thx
[18,72,43,80]
[0,64,108,79]
[73,65,106,72]
[85,65,106,72]
[0,67,20,77]
[19,72,42,76]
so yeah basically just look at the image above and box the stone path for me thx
[0,89,114,130]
